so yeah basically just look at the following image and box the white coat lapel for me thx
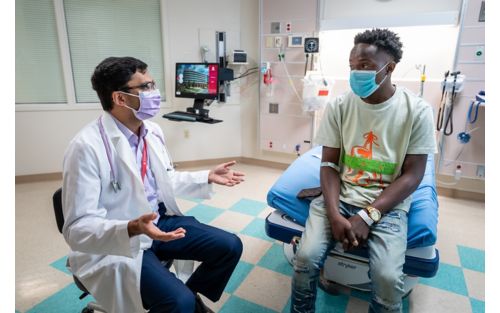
[100,113,143,185]
[146,133,183,216]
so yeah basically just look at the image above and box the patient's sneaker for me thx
[195,294,214,313]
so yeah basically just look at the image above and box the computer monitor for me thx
[175,62,219,100]
[164,63,222,123]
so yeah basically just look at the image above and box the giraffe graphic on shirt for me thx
[345,131,385,187]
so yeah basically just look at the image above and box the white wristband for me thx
[320,162,340,173]
[357,209,374,227]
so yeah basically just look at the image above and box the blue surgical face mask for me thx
[120,89,162,120]
[349,63,390,98]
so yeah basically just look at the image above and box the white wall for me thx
[16,0,260,176]
[319,25,459,82]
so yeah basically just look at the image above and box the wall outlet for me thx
[265,36,274,48]
[275,36,282,48]
[271,22,281,34]
[269,102,279,114]
[476,164,485,178]
[285,22,292,32]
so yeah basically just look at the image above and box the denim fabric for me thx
[291,196,408,313]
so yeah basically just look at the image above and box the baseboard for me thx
[239,157,290,170]
[435,174,485,202]
[15,157,291,184]
[173,157,244,169]
[15,172,62,184]
[437,186,485,202]
[20,160,484,202]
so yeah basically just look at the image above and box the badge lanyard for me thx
[141,139,148,182]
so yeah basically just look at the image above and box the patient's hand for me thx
[128,212,186,242]
[208,161,245,186]
[330,215,358,251]
[347,215,370,249]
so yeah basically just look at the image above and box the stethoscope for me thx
[98,116,174,193]
[98,116,121,193]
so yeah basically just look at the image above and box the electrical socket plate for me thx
[265,36,274,48]
[269,102,279,114]
[274,36,282,48]
[271,22,281,34]
[476,165,485,178]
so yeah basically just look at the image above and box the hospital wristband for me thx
[320,162,340,173]
[357,209,374,227]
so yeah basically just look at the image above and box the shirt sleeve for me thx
[314,96,342,148]
[406,102,438,154]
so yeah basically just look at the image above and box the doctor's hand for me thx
[128,212,186,242]
[208,161,245,186]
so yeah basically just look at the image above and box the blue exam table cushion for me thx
[266,146,439,249]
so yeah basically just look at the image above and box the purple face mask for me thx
[121,89,161,120]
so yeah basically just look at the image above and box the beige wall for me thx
[15,0,257,176]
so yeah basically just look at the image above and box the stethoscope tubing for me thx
[98,116,120,192]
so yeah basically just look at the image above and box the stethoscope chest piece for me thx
[111,180,121,193]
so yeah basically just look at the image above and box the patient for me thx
[290,28,436,313]
[62,56,244,313]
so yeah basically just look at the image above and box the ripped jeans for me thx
[291,196,408,313]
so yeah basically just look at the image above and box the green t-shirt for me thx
[314,86,437,212]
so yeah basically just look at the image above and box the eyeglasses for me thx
[120,81,156,92]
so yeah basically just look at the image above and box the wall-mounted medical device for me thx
[304,37,319,53]
[288,35,304,48]
[232,50,248,64]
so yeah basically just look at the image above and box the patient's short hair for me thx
[354,28,403,63]
[91,56,148,111]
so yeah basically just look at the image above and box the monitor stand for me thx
[186,99,210,117]
[185,99,222,124]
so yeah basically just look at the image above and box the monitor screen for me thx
[175,63,219,99]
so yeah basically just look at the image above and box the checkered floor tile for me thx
[20,197,485,313]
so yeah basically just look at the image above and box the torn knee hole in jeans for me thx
[373,294,402,311]
[377,211,403,232]
[377,221,401,232]
[293,260,311,273]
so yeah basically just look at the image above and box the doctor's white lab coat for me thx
[62,112,212,313]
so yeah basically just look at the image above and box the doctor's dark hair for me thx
[91,57,148,111]
[354,28,403,63]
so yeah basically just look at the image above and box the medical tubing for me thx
[98,117,116,181]
[443,102,454,136]
[304,54,309,76]
[467,100,480,124]
[436,99,445,131]
[436,71,450,131]
[233,67,259,80]
[281,60,303,102]
[443,72,460,136]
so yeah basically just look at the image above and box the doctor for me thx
[62,56,244,313]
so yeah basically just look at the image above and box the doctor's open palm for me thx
[208,161,245,186]
[128,212,186,242]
